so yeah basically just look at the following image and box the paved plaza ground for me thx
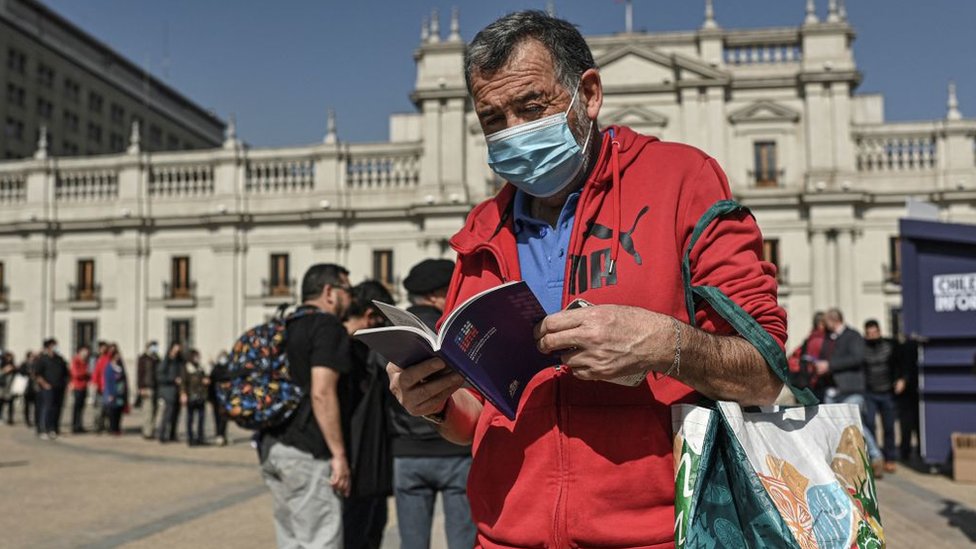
[0,405,974,548]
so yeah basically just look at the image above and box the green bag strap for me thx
[681,200,819,406]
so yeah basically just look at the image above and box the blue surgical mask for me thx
[485,87,593,198]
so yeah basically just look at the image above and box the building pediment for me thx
[595,45,729,86]
[728,100,801,124]
[602,105,669,128]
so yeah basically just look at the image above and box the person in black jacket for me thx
[863,319,904,473]
[342,280,396,549]
[34,338,69,439]
[155,342,184,443]
[208,351,230,446]
[389,259,476,549]
[815,308,886,475]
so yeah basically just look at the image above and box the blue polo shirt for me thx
[513,189,580,315]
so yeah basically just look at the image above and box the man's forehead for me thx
[471,40,559,100]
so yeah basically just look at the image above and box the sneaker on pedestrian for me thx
[215,436,227,447]
[39,432,50,441]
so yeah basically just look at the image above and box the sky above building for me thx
[43,0,976,147]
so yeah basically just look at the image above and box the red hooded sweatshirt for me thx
[444,126,786,548]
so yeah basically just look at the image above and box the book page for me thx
[436,280,520,346]
[372,301,437,340]
[353,326,438,368]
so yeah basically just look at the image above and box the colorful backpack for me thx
[215,305,318,430]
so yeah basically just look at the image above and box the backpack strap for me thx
[681,199,819,406]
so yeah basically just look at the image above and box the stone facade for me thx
[0,3,975,372]
[1,0,224,160]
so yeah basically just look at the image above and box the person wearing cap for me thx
[388,258,476,549]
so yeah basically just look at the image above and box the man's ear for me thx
[580,68,603,121]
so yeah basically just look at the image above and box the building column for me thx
[810,229,830,310]
[835,228,857,321]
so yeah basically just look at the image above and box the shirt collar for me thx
[512,189,581,235]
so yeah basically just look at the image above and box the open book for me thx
[353,281,558,420]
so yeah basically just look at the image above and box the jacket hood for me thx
[451,125,659,254]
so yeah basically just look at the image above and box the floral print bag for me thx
[672,200,884,548]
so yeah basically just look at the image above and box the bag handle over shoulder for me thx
[681,199,819,406]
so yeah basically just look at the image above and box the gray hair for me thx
[464,10,596,95]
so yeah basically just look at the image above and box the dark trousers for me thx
[94,392,107,433]
[71,388,87,432]
[157,395,180,441]
[185,400,205,444]
[26,390,36,427]
[898,391,920,459]
[343,496,388,549]
[394,456,476,549]
[38,388,65,435]
[3,396,13,424]
[107,405,124,434]
[865,391,898,461]
[211,401,228,439]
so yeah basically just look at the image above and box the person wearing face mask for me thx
[386,11,788,547]
[137,341,161,439]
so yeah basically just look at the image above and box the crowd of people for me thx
[788,308,921,477]
[0,338,230,446]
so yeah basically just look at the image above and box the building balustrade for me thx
[724,42,802,65]
[0,140,429,224]
[68,283,100,303]
[855,131,938,172]
[164,280,197,301]
[748,168,785,188]
[55,169,118,201]
[261,278,295,298]
[0,174,26,204]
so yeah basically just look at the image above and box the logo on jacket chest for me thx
[568,205,649,295]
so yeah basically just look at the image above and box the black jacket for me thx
[386,304,470,457]
[821,327,867,395]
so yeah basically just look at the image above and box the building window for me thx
[0,320,5,351]
[886,236,901,284]
[166,134,179,150]
[109,133,125,152]
[110,103,125,125]
[36,97,53,119]
[63,110,79,132]
[761,238,785,284]
[74,259,97,301]
[888,307,903,339]
[73,320,97,353]
[753,141,779,188]
[149,125,162,146]
[86,122,102,144]
[268,254,291,296]
[36,63,55,88]
[372,250,394,289]
[6,83,25,108]
[62,140,78,156]
[4,117,24,141]
[169,256,192,299]
[64,77,80,103]
[88,91,103,114]
[168,319,193,349]
[0,261,6,303]
[7,48,26,74]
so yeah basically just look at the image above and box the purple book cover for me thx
[355,281,558,419]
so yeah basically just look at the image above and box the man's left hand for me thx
[534,305,674,381]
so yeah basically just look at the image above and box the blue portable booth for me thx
[900,218,976,466]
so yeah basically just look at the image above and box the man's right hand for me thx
[330,454,351,497]
[387,358,464,417]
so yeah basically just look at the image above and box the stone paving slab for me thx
[1,407,974,548]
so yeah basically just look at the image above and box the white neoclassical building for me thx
[0,1,975,372]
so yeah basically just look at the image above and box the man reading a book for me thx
[387,11,787,548]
